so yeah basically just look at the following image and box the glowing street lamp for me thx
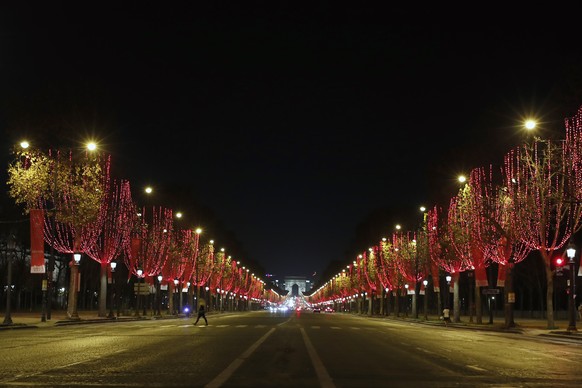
[566,241,577,332]
[524,119,536,131]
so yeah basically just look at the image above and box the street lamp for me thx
[566,241,577,332]
[157,274,163,316]
[108,261,117,319]
[445,275,452,310]
[404,284,409,317]
[67,251,82,320]
[136,268,143,317]
[174,278,179,315]
[423,279,429,320]
[3,235,16,325]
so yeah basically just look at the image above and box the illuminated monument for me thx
[282,276,311,297]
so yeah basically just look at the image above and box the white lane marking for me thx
[205,328,275,388]
[300,328,335,388]
[466,365,487,372]
[330,327,341,330]
[349,327,360,330]
[416,347,435,355]
[216,325,229,327]
[235,325,247,328]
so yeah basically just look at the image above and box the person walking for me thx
[194,301,208,326]
[442,308,451,327]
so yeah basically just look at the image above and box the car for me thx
[324,307,333,313]
[313,307,321,313]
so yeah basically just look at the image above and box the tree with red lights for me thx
[40,149,108,319]
[469,166,531,327]
[428,204,473,322]
[210,248,228,310]
[127,206,173,315]
[377,237,397,315]
[362,248,382,315]
[163,228,194,314]
[83,179,134,317]
[504,134,582,329]
[195,241,214,287]
[447,182,486,323]
[392,231,427,318]
[8,146,107,319]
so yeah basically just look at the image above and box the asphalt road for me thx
[0,310,581,387]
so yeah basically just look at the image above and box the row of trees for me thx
[310,105,582,329]
[6,143,278,319]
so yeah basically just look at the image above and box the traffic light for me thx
[555,256,565,273]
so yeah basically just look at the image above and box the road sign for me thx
[482,288,500,295]
[133,283,151,295]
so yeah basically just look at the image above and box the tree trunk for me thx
[504,262,515,328]
[544,259,556,329]
[453,272,461,322]
[98,263,107,317]
[475,286,483,324]
[412,284,418,319]
[380,290,385,315]
[168,282,175,316]
[394,291,400,317]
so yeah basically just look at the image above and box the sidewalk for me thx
[362,312,582,341]
[0,309,191,330]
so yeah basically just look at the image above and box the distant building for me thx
[281,276,312,297]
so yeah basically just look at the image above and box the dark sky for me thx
[3,4,582,280]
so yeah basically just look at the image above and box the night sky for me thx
[3,4,582,281]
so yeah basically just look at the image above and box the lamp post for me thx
[468,269,474,323]
[173,278,179,315]
[186,281,191,316]
[423,279,429,320]
[136,268,143,317]
[67,252,82,320]
[404,284,409,317]
[445,275,452,310]
[157,275,163,316]
[566,241,577,332]
[108,261,116,318]
[3,235,16,325]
